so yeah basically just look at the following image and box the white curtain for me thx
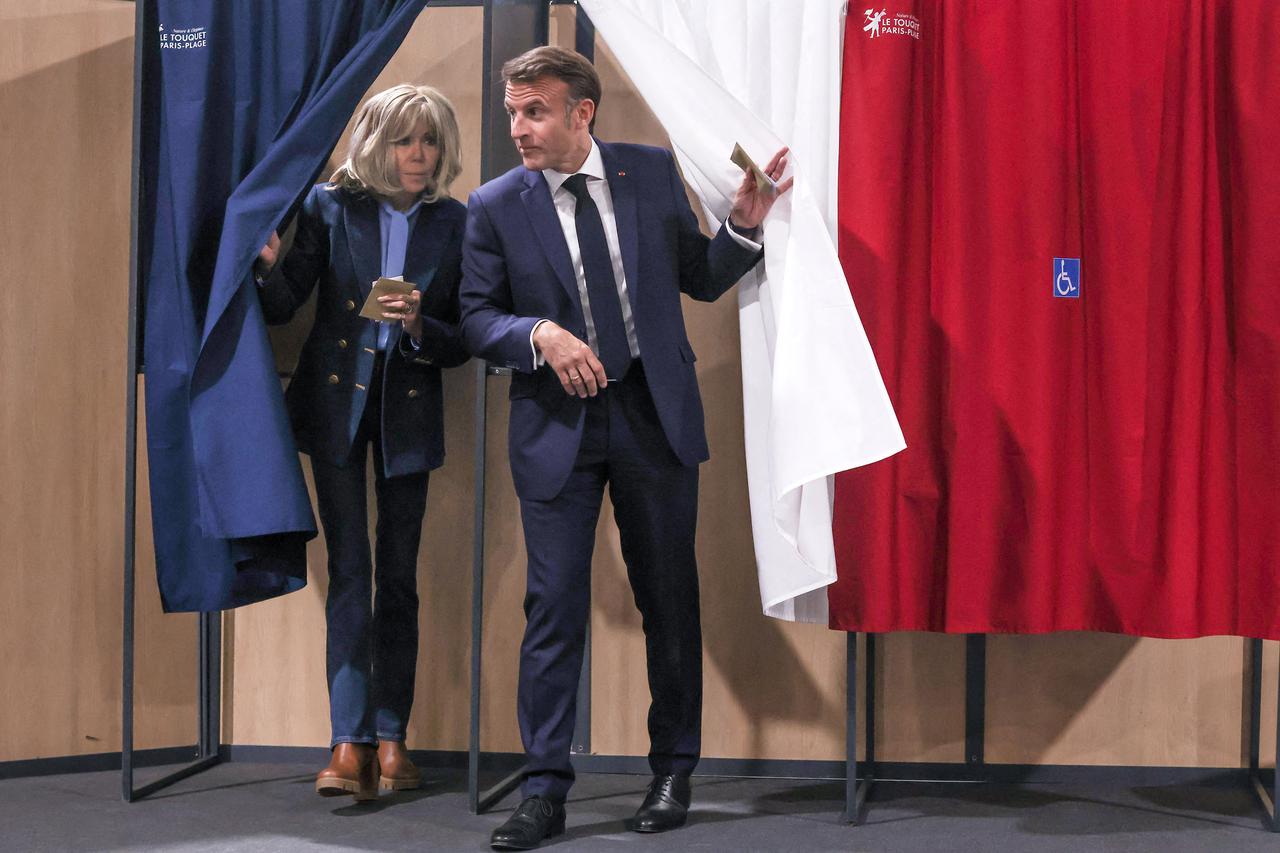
[580,0,905,621]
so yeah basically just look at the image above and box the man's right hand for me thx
[533,321,608,398]
[255,231,281,277]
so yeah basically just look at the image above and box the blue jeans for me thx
[310,360,429,747]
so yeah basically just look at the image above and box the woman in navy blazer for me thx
[255,85,469,801]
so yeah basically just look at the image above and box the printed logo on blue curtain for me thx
[159,23,209,51]
[1053,257,1081,298]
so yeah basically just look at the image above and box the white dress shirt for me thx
[530,138,762,366]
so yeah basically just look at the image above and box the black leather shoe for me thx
[630,774,691,833]
[490,796,566,850]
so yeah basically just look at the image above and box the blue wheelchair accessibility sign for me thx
[1053,258,1081,298]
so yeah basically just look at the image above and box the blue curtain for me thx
[140,0,428,612]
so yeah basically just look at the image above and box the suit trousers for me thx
[310,355,429,747]
[517,363,702,802]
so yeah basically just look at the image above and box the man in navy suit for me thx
[460,46,791,850]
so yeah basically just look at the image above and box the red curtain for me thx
[830,1,1280,637]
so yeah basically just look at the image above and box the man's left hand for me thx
[728,146,794,232]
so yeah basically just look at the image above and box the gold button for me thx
[327,374,340,385]
[407,389,419,399]
[344,299,356,311]
[337,339,348,349]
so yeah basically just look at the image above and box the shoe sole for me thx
[630,814,689,833]
[316,778,378,802]
[379,776,422,791]
[490,817,565,850]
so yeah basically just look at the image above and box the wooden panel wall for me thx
[987,636,1269,768]
[4,2,1272,774]
[0,0,197,762]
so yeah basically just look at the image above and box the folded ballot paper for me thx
[359,276,415,321]
[730,142,775,194]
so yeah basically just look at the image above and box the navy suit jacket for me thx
[459,141,762,500]
[260,184,469,476]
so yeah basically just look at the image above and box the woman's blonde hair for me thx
[330,84,463,203]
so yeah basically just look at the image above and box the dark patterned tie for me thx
[562,173,631,378]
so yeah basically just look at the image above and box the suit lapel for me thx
[600,142,641,316]
[343,193,381,298]
[520,170,582,312]
[402,201,448,294]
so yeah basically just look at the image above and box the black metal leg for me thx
[468,361,488,814]
[844,632,858,823]
[468,0,549,812]
[473,0,605,819]
[965,634,986,772]
[199,612,222,759]
[1244,639,1279,831]
[478,768,526,815]
[572,620,592,756]
[122,0,221,803]
[1250,639,1262,777]
[468,364,527,815]
[866,633,877,770]
[844,632,873,824]
[122,364,137,803]
[121,0,144,805]
[1269,645,1280,829]
[124,614,223,802]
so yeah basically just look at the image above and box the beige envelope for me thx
[730,142,774,195]
[359,276,416,321]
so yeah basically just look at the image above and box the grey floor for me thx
[1,763,1276,852]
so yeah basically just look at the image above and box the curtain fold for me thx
[580,0,905,622]
[141,0,428,612]
[830,1,1280,637]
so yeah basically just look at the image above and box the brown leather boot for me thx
[315,743,380,801]
[376,740,422,791]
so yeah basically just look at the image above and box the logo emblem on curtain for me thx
[159,24,208,51]
[863,8,888,38]
[863,9,921,41]
[1053,258,1081,298]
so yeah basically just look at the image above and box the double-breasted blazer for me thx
[259,183,469,476]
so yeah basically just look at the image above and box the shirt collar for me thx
[542,138,605,196]
[379,197,424,219]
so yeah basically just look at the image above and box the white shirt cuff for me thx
[725,219,763,252]
[530,318,549,369]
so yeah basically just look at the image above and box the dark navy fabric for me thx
[141,0,427,612]
[257,185,468,478]
[459,140,762,502]
[561,173,631,378]
[309,355,429,748]
[516,365,702,802]
[459,140,762,802]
